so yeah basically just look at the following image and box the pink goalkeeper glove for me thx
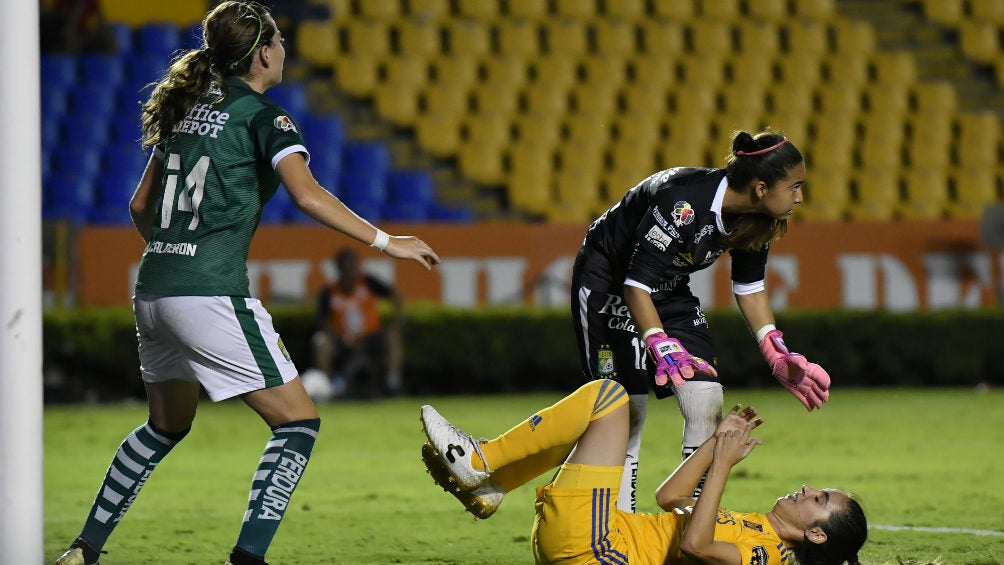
[644,331,718,388]
[759,329,831,411]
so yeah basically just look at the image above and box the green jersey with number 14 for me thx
[135,77,308,297]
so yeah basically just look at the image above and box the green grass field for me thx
[45,387,1004,565]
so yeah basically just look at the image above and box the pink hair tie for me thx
[736,137,788,156]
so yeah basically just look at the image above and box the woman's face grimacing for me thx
[773,485,851,533]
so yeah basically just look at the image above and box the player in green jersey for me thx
[54,3,440,565]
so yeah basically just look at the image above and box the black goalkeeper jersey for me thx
[576,167,769,297]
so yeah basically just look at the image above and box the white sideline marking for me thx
[872,524,1004,537]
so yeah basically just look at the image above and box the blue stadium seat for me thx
[137,22,181,59]
[118,79,153,111]
[123,53,165,85]
[103,142,149,183]
[106,22,134,52]
[299,113,345,150]
[267,84,309,117]
[111,115,144,144]
[41,87,69,118]
[41,55,77,90]
[262,186,295,223]
[180,22,204,51]
[88,204,134,224]
[429,203,473,222]
[62,113,112,147]
[78,53,126,86]
[383,170,435,221]
[52,143,103,178]
[44,172,97,223]
[70,83,117,115]
[342,141,390,175]
[341,172,387,221]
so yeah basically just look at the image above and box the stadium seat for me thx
[496,18,540,60]
[420,81,470,115]
[396,19,442,58]
[308,146,343,195]
[41,55,77,90]
[384,170,435,221]
[627,56,676,89]
[745,0,788,21]
[408,0,449,21]
[462,113,512,146]
[790,0,835,20]
[512,112,562,148]
[912,81,958,115]
[456,0,499,19]
[41,117,61,152]
[968,0,1004,23]
[830,18,876,56]
[106,21,134,52]
[593,19,636,57]
[430,56,479,88]
[825,55,869,86]
[479,56,528,90]
[869,51,918,86]
[950,167,1000,219]
[299,113,346,150]
[444,20,491,57]
[78,54,126,86]
[136,22,181,59]
[958,20,1001,64]
[621,83,670,115]
[520,83,569,115]
[342,19,391,57]
[553,0,596,19]
[507,143,553,214]
[579,55,627,86]
[784,21,829,57]
[295,20,338,66]
[375,85,421,126]
[41,86,68,120]
[672,83,717,116]
[796,168,850,221]
[735,21,781,56]
[267,84,309,117]
[864,84,910,117]
[687,20,733,55]
[62,113,111,148]
[458,139,506,185]
[677,55,727,86]
[639,20,686,55]
[340,172,387,220]
[415,113,461,157]
[698,0,740,20]
[357,0,399,19]
[774,52,823,85]
[767,83,814,118]
[529,54,578,89]
[343,141,391,175]
[569,83,618,117]
[382,55,431,90]
[849,168,900,221]
[901,167,950,220]
[45,172,97,223]
[334,54,380,97]
[179,22,203,51]
[815,83,862,115]
[542,19,588,56]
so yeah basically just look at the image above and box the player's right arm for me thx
[276,152,440,269]
[129,151,166,244]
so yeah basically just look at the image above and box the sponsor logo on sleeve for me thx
[274,115,298,132]
[672,201,695,226]
[645,225,673,251]
[749,546,769,565]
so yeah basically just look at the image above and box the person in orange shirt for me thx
[312,247,404,398]
[420,380,867,565]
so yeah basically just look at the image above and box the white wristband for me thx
[370,229,390,251]
[641,327,664,340]
[754,324,777,344]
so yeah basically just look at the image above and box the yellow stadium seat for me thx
[593,18,636,57]
[408,0,449,21]
[968,0,1004,23]
[458,139,507,185]
[767,83,814,118]
[463,113,512,146]
[858,120,905,170]
[651,0,696,20]
[456,0,499,19]
[445,20,491,57]
[762,114,810,148]
[507,0,548,20]
[415,112,461,156]
[798,167,851,221]
[420,81,470,115]
[746,0,788,21]
[869,51,918,86]
[357,0,399,19]
[309,0,349,19]
[657,137,711,168]
[677,55,727,86]
[375,84,420,126]
[521,82,570,114]
[579,55,627,87]
[912,81,958,115]
[470,83,520,115]
[698,0,740,20]
[397,19,442,57]
[863,84,910,117]
[614,113,663,146]
[530,54,578,89]
[784,21,829,57]
[555,166,604,217]
[774,52,823,85]
[639,19,686,55]
[919,0,963,24]
[849,168,901,221]
[824,55,869,86]
[605,0,644,19]
[295,20,338,67]
[621,83,670,115]
[542,18,588,55]
[955,113,1001,169]
[688,20,733,55]
[496,18,540,59]
[513,112,562,148]
[430,55,478,87]
[830,18,876,56]
[720,85,768,118]
[728,52,775,87]
[556,139,606,177]
[480,56,529,89]
[905,114,953,168]
[901,167,950,220]
[958,20,1001,64]
[608,143,656,182]
[381,55,430,90]
[553,0,597,19]
[950,167,1001,219]
[672,83,717,116]
[735,21,781,56]
[334,54,380,97]
[341,19,391,56]
[789,0,835,19]
[627,57,676,90]
[815,83,862,114]
[665,110,714,146]
[563,114,612,144]
[508,144,554,215]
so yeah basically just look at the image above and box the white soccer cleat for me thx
[420,404,491,491]
[421,442,503,519]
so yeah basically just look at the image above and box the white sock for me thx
[617,394,648,512]
[674,381,723,495]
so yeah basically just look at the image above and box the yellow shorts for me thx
[531,464,630,565]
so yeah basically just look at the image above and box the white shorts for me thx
[133,294,299,401]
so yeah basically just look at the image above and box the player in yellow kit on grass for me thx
[421,380,867,565]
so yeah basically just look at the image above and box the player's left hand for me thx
[759,329,830,411]
[717,404,763,436]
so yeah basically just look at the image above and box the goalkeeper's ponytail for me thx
[791,494,867,565]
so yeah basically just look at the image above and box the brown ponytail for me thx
[140,1,275,149]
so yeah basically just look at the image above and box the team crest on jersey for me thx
[672,201,695,226]
[274,115,298,133]
[645,225,672,251]
[597,346,615,376]
[749,546,769,565]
